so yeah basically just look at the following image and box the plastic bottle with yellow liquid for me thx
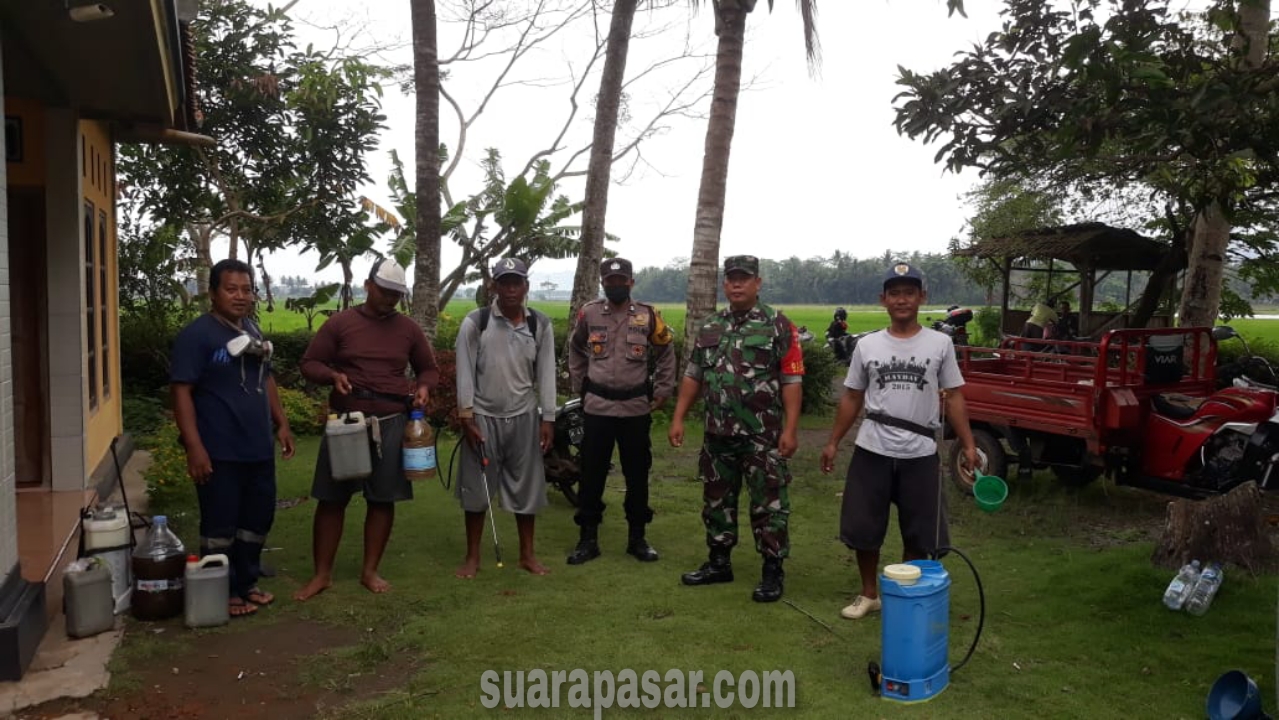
[403,409,437,480]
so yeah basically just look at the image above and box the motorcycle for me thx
[1144,326,1279,493]
[542,397,585,506]
[930,305,973,347]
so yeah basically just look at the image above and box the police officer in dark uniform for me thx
[566,258,677,565]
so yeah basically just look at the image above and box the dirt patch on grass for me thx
[18,618,418,720]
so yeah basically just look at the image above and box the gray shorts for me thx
[312,413,412,504]
[839,446,949,555]
[455,410,547,515]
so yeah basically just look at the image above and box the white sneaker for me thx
[840,595,882,620]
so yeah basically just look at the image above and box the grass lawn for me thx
[133,417,1276,719]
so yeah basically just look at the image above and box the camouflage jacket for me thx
[689,302,805,444]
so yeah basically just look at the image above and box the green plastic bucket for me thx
[973,471,1008,512]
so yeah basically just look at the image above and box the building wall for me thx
[45,109,85,492]
[0,35,18,580]
[4,98,44,188]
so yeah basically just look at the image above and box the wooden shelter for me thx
[954,222,1175,337]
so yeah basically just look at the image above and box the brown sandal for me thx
[229,598,259,618]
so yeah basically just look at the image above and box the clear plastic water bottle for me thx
[403,410,437,481]
[1162,560,1201,610]
[1184,562,1224,617]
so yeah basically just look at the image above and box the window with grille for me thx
[84,201,97,410]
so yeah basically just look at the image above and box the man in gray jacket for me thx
[454,257,557,578]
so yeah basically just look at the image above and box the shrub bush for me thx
[277,386,325,435]
[119,313,179,397]
[426,349,460,432]
[268,329,316,390]
[973,306,1002,347]
[434,312,463,353]
[137,423,198,537]
[122,394,167,435]
[800,342,840,415]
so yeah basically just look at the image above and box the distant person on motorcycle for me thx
[565,258,677,566]
[1054,300,1079,342]
[827,307,852,363]
[669,255,805,603]
[827,308,849,340]
[1020,301,1059,351]
[453,257,558,578]
[819,261,979,621]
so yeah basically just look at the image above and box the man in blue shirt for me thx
[171,259,295,617]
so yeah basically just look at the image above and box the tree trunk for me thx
[1151,481,1278,573]
[1174,2,1269,328]
[190,222,213,297]
[1177,201,1230,328]
[682,1,747,353]
[1233,0,1270,68]
[255,253,274,312]
[1130,240,1188,329]
[568,0,640,328]
[410,0,442,340]
[341,261,354,310]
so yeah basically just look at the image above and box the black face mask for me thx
[604,286,630,305]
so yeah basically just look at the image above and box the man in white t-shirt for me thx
[819,262,980,620]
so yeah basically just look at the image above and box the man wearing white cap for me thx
[295,258,439,600]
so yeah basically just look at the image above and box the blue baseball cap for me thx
[883,261,926,291]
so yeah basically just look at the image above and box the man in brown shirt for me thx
[565,258,676,565]
[294,259,439,600]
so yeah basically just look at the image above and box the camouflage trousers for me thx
[698,436,791,559]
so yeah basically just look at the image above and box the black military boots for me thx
[681,546,734,585]
[752,556,785,603]
[566,525,601,565]
[625,523,659,562]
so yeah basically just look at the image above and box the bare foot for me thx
[293,575,333,601]
[519,557,550,576]
[455,557,481,579]
[361,573,392,594]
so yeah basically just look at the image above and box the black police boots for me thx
[566,525,601,565]
[625,523,659,562]
[752,556,785,603]
[681,546,733,585]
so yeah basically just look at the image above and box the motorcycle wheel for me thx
[949,429,1006,496]
[542,446,582,507]
[556,475,580,507]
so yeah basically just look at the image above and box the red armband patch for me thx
[783,323,805,375]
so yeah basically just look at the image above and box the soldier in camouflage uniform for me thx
[668,255,805,603]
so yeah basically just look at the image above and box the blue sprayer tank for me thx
[880,559,950,703]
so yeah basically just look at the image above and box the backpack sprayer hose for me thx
[936,389,986,675]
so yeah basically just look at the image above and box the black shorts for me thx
[839,446,949,555]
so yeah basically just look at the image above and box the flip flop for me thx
[245,588,275,606]
[229,598,259,618]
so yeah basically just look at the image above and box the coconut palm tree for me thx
[410,0,442,338]
[569,0,642,323]
[681,0,819,349]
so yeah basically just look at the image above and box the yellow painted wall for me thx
[80,119,121,476]
[4,97,45,187]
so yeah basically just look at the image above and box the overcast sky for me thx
[237,0,1010,287]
